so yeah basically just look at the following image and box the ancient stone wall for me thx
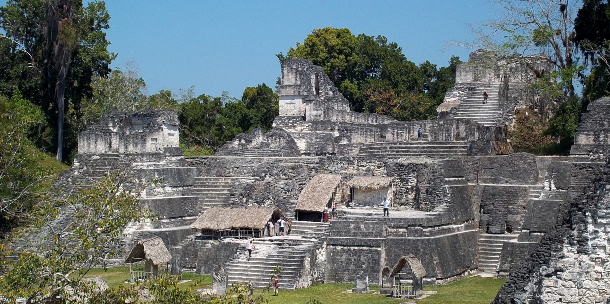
[78,111,181,155]
[571,97,610,158]
[456,50,553,84]
[277,58,349,119]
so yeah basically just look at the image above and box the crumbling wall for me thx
[571,97,610,158]
[216,127,301,157]
[78,111,181,155]
[493,159,610,303]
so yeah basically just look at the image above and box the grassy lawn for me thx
[77,267,504,304]
[79,266,212,291]
[263,276,506,304]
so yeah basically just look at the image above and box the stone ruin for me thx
[44,52,610,303]
[78,110,182,156]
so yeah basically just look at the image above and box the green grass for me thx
[79,267,212,291]
[262,276,506,304]
[77,267,504,304]
[418,276,506,304]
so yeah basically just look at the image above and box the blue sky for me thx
[100,0,499,99]
[3,0,499,99]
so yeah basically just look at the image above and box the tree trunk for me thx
[56,77,65,162]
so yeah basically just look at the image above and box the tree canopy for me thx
[279,27,461,121]
[574,0,610,101]
[476,0,582,97]
[0,0,115,161]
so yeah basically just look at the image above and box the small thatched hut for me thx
[295,174,341,221]
[347,176,394,207]
[125,237,172,281]
[389,255,426,298]
[190,206,287,238]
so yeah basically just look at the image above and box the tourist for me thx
[248,280,255,301]
[383,197,389,217]
[246,240,255,260]
[331,203,337,220]
[323,206,329,222]
[417,127,422,140]
[267,220,274,237]
[277,218,286,236]
[272,275,279,296]
[483,90,488,104]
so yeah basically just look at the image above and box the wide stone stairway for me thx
[192,177,256,210]
[477,233,519,274]
[452,83,502,126]
[225,237,316,289]
[357,141,469,158]
[289,220,330,239]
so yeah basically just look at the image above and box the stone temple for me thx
[53,50,610,302]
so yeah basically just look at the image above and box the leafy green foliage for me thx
[546,97,583,146]
[179,85,278,154]
[282,27,460,120]
[0,0,115,161]
[0,90,67,234]
[574,0,610,101]
[0,172,146,303]
[480,0,581,97]
[240,84,279,133]
[509,107,566,155]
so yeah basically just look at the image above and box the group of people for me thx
[266,217,286,237]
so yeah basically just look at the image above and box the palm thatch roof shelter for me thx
[347,176,394,207]
[347,176,394,189]
[296,173,341,210]
[190,206,287,238]
[125,237,172,280]
[389,255,426,299]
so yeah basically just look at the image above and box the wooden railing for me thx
[130,270,152,282]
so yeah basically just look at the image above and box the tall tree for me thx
[0,0,114,161]
[478,0,582,97]
[240,83,278,132]
[574,0,610,100]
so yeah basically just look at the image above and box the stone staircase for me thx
[289,221,330,239]
[357,141,469,158]
[478,233,519,274]
[192,177,233,210]
[528,185,543,200]
[225,237,316,289]
[452,83,502,126]
[229,148,285,157]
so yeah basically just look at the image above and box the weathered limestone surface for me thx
[571,97,610,158]
[269,58,507,157]
[78,111,181,155]
[438,49,555,125]
[48,52,610,299]
[493,98,610,303]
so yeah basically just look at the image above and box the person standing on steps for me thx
[246,240,255,260]
[277,217,286,236]
[417,127,422,140]
[483,90,488,104]
[382,197,389,217]
[267,220,274,237]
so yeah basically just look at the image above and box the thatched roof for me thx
[125,237,172,265]
[390,255,426,278]
[347,176,394,190]
[296,174,341,212]
[190,206,286,231]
